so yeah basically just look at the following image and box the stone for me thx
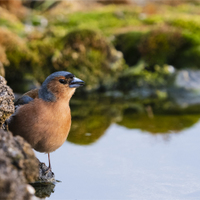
[0,129,39,200]
[0,76,14,128]
[38,162,55,183]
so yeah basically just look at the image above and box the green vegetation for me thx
[1,2,200,93]
[45,5,142,36]
[116,61,174,91]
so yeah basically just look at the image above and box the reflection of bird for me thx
[8,71,84,170]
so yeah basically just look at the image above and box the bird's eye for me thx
[59,79,66,84]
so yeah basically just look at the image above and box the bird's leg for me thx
[48,153,52,170]
[44,153,52,175]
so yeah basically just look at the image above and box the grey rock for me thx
[38,162,55,183]
[170,69,200,106]
[0,129,39,200]
[0,76,15,128]
[175,69,200,90]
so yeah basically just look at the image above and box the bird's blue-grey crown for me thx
[38,71,84,102]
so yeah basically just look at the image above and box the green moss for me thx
[142,15,164,25]
[0,8,24,34]
[47,5,141,35]
[139,28,184,67]
[169,17,200,33]
[0,18,23,33]
[117,61,174,91]
[28,37,58,83]
[168,31,200,69]
[3,2,200,93]
[114,27,199,69]
[53,29,126,91]
[0,27,35,91]
[114,31,144,66]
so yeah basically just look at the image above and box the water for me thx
[35,97,200,200]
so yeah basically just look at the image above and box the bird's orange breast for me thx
[9,98,71,153]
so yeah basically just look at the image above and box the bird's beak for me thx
[69,77,84,88]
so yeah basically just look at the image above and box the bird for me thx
[8,71,84,170]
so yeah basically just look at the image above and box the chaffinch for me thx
[8,71,84,170]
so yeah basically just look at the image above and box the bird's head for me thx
[38,71,84,102]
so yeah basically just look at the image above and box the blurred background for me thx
[1,0,200,199]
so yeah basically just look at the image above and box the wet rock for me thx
[31,181,55,199]
[0,129,39,200]
[169,69,200,107]
[174,69,200,90]
[30,161,56,198]
[0,76,15,128]
[38,162,55,183]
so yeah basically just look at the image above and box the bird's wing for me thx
[6,88,39,129]
[23,88,40,99]
[15,88,39,107]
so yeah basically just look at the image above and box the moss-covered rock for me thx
[53,29,126,91]
[0,7,25,33]
[114,27,185,69]
[139,27,184,68]
[114,31,143,66]
[0,27,36,92]
[2,2,200,94]
[115,60,175,92]
[28,37,57,84]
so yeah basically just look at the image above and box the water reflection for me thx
[36,122,200,200]
[118,114,200,134]
[68,96,124,145]
[68,96,200,145]
[35,95,200,200]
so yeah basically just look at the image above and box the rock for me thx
[168,69,200,107]
[30,181,55,199]
[31,161,56,198]
[0,76,15,128]
[38,162,55,183]
[174,69,200,90]
[0,129,39,200]
[52,29,126,92]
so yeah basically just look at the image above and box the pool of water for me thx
[35,99,200,200]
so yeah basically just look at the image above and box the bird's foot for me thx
[44,166,52,175]
[38,161,55,182]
